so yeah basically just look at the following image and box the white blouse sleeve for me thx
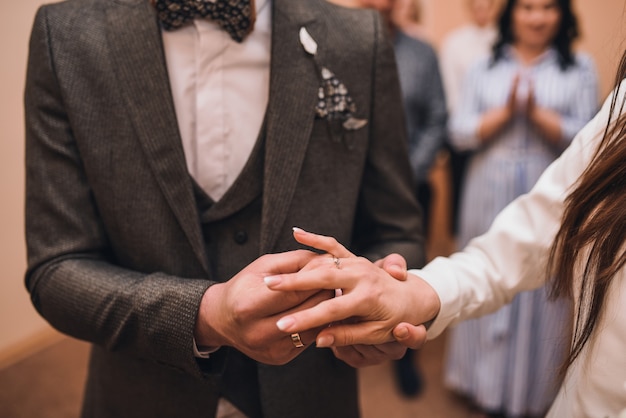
[413,84,622,339]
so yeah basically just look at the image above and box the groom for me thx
[24,0,424,417]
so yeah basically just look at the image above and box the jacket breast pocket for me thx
[304,118,369,183]
[310,117,368,153]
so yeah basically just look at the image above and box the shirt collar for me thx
[502,44,558,68]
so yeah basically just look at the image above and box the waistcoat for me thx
[192,128,265,418]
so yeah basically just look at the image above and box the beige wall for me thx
[0,0,62,366]
[1,0,625,365]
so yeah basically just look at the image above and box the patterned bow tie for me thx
[153,0,256,42]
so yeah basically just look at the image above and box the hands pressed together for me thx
[478,73,563,147]
[194,228,441,368]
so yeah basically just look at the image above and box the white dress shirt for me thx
[162,0,271,201]
[161,2,271,417]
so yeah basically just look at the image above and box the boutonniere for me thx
[299,27,368,133]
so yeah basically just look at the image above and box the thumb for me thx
[393,323,427,349]
[379,253,408,281]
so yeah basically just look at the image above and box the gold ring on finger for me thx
[291,332,305,348]
[332,256,341,269]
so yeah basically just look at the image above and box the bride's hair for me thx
[549,48,626,375]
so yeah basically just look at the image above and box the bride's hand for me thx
[264,228,440,349]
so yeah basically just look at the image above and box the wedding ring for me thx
[291,332,305,348]
[332,256,341,269]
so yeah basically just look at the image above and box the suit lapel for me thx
[261,0,324,253]
[104,0,209,275]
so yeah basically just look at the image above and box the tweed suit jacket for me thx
[24,0,424,416]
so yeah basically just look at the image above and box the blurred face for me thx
[358,0,394,13]
[469,0,498,27]
[512,0,561,51]
[390,0,419,25]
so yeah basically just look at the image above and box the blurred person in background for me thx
[355,0,447,397]
[440,0,502,238]
[441,0,501,112]
[388,0,429,40]
[445,0,599,415]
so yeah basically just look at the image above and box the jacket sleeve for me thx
[24,6,217,380]
[408,45,448,182]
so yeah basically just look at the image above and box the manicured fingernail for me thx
[264,276,281,287]
[276,317,295,331]
[316,335,334,348]
[292,227,306,234]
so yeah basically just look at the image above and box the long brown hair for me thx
[548,49,626,375]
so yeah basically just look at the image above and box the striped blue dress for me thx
[446,47,598,416]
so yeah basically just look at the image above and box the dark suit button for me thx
[234,230,248,245]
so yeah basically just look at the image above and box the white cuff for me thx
[192,337,220,359]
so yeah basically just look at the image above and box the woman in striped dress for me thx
[446,0,598,416]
